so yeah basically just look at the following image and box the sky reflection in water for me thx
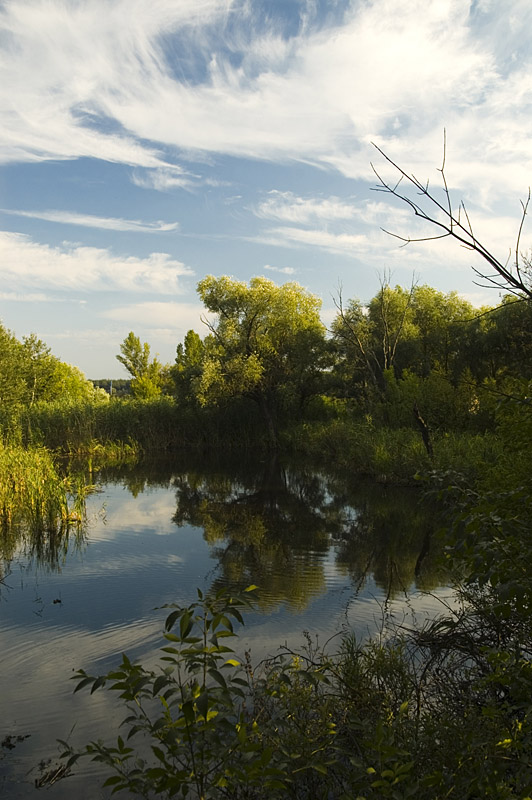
[0,456,452,799]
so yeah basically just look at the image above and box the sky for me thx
[1,0,532,378]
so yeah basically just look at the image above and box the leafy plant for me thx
[60,586,295,799]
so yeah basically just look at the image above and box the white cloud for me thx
[256,191,360,224]
[264,264,296,275]
[1,0,532,205]
[259,226,369,256]
[131,167,199,191]
[2,209,179,232]
[102,301,214,333]
[0,231,193,293]
[0,291,53,302]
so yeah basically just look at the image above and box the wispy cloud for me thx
[2,0,532,203]
[131,167,199,192]
[0,291,53,302]
[102,301,214,332]
[2,209,179,232]
[0,232,193,293]
[256,191,359,225]
[260,226,369,256]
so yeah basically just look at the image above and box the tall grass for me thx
[0,395,505,485]
[0,444,89,569]
[0,396,267,454]
[285,416,503,483]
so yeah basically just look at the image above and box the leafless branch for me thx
[370,140,532,300]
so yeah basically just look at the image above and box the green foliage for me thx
[172,330,206,405]
[0,443,89,570]
[63,583,532,799]
[117,332,164,399]
[330,282,491,434]
[196,276,328,444]
[0,322,96,409]
[61,586,293,800]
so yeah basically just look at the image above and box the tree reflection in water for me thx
[1,455,445,611]
[169,454,445,612]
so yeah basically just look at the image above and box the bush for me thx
[61,583,532,799]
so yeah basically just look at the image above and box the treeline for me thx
[0,275,530,469]
[113,276,532,444]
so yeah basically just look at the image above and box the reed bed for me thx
[0,443,88,540]
[1,396,266,454]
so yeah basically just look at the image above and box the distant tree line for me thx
[91,378,131,397]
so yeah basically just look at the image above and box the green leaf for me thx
[165,609,182,633]
[208,668,228,689]
[180,610,193,639]
[152,675,169,696]
[181,700,195,726]
[152,746,166,763]
[73,676,96,693]
[90,676,107,694]
[103,776,123,787]
[196,692,209,720]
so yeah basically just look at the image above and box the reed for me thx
[0,444,89,560]
[3,396,266,454]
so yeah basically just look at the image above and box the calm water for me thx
[0,454,451,798]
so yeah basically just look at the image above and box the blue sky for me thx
[1,0,532,378]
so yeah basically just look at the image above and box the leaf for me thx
[152,675,169,696]
[73,676,96,693]
[165,610,182,633]
[208,668,228,689]
[181,701,195,726]
[152,746,166,763]
[90,676,107,694]
[180,610,193,639]
[196,692,209,720]
[103,776,123,787]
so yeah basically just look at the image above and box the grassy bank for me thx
[0,395,503,486]
[284,415,503,484]
[1,396,266,455]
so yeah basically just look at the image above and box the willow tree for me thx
[196,276,327,447]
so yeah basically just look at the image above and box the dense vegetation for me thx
[1,271,532,797]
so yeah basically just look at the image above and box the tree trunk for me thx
[259,393,278,451]
[413,402,434,459]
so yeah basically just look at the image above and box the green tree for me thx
[196,276,327,447]
[0,323,26,408]
[172,330,205,405]
[116,332,163,400]
[331,280,416,401]
[367,280,417,374]
[21,334,59,406]
[409,286,474,378]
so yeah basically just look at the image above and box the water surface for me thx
[0,454,450,798]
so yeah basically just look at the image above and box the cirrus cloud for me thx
[1,209,179,233]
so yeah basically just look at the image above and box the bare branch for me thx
[371,141,532,300]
